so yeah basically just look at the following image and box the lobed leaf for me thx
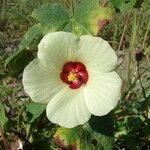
[120,0,137,12]
[53,127,88,150]
[4,50,33,76]
[84,113,114,150]
[32,3,69,32]
[109,0,137,12]
[74,0,114,35]
[25,102,46,123]
[19,23,42,51]
[4,24,42,76]
[5,4,69,75]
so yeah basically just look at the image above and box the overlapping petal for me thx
[23,59,65,104]
[38,31,79,72]
[46,87,91,128]
[83,72,121,116]
[78,35,117,73]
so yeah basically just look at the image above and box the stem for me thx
[2,0,6,13]
[141,21,150,50]
[137,62,147,100]
[122,13,135,94]
[117,13,130,52]
[142,21,150,64]
[137,61,148,118]
[123,10,139,94]
[112,17,118,49]
[69,0,75,18]
[121,66,150,100]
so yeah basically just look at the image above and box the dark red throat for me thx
[60,62,88,89]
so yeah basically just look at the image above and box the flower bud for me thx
[135,51,144,62]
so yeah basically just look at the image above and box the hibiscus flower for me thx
[23,31,121,128]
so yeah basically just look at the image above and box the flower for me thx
[23,31,121,128]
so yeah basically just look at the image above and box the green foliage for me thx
[4,24,42,75]
[53,113,114,150]
[0,0,150,149]
[32,140,51,150]
[4,0,114,75]
[54,127,83,149]
[54,126,104,150]
[74,0,113,35]
[85,113,114,150]
[32,3,69,32]
[19,24,43,50]
[31,1,113,36]
[4,50,33,76]
[109,0,137,12]
[0,103,8,129]
[25,102,46,123]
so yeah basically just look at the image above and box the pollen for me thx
[68,72,77,82]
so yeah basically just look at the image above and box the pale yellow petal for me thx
[46,87,91,128]
[78,35,117,73]
[23,58,65,104]
[83,72,121,116]
[38,31,79,72]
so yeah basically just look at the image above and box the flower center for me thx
[68,72,78,82]
[60,62,88,89]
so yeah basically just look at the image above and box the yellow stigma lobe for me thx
[68,72,77,82]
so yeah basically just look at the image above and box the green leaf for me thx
[54,127,87,150]
[109,0,123,9]
[32,3,69,32]
[84,113,114,150]
[54,126,107,150]
[33,139,51,150]
[4,24,42,76]
[4,50,33,76]
[109,0,137,12]
[19,23,42,51]
[120,0,137,12]
[0,103,8,129]
[25,102,46,123]
[134,0,144,8]
[74,0,114,35]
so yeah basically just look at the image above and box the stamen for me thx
[68,72,77,82]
